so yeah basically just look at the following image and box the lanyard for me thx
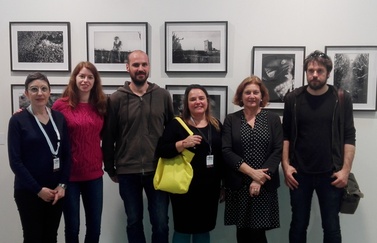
[27,105,61,157]
[190,117,212,155]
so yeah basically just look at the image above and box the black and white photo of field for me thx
[17,31,64,63]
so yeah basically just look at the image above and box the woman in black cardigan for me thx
[222,76,283,243]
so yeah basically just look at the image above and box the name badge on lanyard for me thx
[206,155,214,168]
[27,105,61,172]
[53,157,60,171]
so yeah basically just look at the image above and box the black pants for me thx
[236,228,267,243]
[14,189,63,243]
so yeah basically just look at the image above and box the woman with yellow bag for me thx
[156,84,223,243]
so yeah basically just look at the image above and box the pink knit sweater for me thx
[52,99,104,181]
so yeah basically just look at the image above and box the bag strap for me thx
[338,88,345,164]
[175,117,194,136]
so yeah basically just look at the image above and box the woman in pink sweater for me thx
[52,61,107,243]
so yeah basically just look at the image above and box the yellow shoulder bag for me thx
[153,117,195,194]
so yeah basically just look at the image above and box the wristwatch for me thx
[58,183,67,190]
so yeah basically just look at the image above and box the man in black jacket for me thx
[282,50,356,243]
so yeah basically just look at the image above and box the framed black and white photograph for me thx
[325,46,377,110]
[165,85,228,122]
[87,22,148,73]
[252,46,305,109]
[165,21,228,73]
[11,84,120,113]
[10,22,71,72]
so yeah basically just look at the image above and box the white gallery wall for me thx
[0,0,376,242]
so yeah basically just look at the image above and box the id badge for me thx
[206,155,214,168]
[53,157,60,172]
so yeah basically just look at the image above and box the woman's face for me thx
[242,83,262,109]
[187,88,208,116]
[25,79,50,108]
[76,67,95,95]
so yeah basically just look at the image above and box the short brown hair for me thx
[233,75,269,107]
[24,72,50,90]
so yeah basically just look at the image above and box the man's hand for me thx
[110,175,119,183]
[283,164,299,190]
[331,170,349,188]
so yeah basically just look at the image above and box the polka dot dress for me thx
[224,110,280,229]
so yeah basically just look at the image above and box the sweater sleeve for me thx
[8,113,42,194]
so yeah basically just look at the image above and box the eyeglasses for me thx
[309,52,329,59]
[28,86,49,94]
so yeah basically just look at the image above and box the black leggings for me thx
[236,228,267,243]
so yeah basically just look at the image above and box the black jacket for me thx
[282,85,356,171]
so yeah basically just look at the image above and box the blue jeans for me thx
[64,177,103,243]
[118,173,169,243]
[289,172,343,243]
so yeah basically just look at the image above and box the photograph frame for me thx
[86,22,148,73]
[11,84,120,114]
[165,21,228,73]
[9,22,71,72]
[325,46,377,111]
[165,85,228,122]
[252,46,305,109]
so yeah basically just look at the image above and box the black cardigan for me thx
[222,109,283,190]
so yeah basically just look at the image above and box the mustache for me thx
[136,71,146,75]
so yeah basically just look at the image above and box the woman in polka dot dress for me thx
[222,76,283,243]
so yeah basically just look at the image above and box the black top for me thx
[156,118,223,233]
[295,88,336,173]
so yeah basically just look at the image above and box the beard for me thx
[308,79,327,90]
[130,71,149,87]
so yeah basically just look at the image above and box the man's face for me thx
[126,51,150,86]
[306,61,329,91]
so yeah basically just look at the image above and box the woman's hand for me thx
[250,168,271,185]
[37,187,57,203]
[52,186,66,205]
[182,135,202,148]
[249,181,262,197]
